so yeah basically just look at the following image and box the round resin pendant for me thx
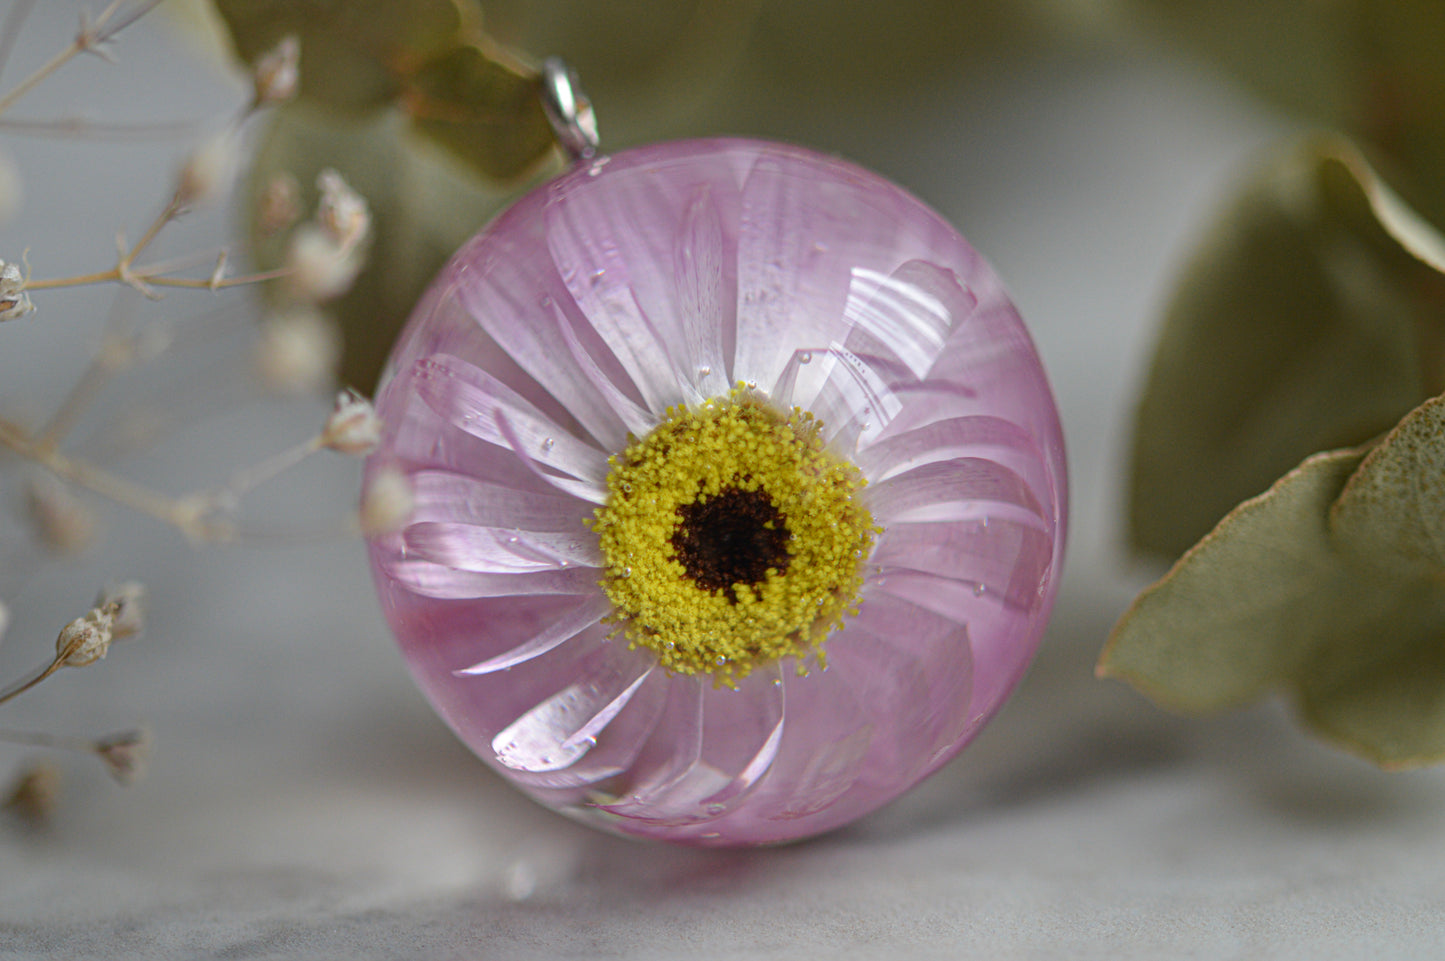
[365,138,1066,845]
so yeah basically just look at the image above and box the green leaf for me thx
[1331,395,1445,574]
[247,101,557,389]
[403,42,555,182]
[210,0,475,110]
[1107,393,1445,767]
[1104,448,1369,712]
[1297,602,1445,771]
[1128,136,1445,559]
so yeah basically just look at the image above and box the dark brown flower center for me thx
[670,485,791,602]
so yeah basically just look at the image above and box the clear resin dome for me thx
[365,139,1066,845]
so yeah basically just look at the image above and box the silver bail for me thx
[541,57,599,165]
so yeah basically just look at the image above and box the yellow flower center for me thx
[590,387,878,683]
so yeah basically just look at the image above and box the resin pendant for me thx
[365,119,1066,845]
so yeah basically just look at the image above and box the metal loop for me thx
[541,57,599,165]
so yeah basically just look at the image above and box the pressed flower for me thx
[365,139,1066,845]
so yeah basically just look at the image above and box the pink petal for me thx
[455,595,613,675]
[872,519,1054,611]
[411,353,610,493]
[839,260,974,381]
[598,664,786,825]
[855,415,1045,484]
[382,560,600,600]
[865,457,1046,526]
[491,648,656,774]
[546,167,710,411]
[408,470,590,532]
[403,521,599,574]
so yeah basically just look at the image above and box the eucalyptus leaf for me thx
[1297,604,1445,770]
[211,0,475,110]
[403,42,555,182]
[1128,137,1445,559]
[248,101,556,389]
[1105,448,1369,712]
[1106,431,1445,768]
[1330,395,1445,574]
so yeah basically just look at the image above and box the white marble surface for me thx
[4,5,1444,959]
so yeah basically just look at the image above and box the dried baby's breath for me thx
[0,6,378,814]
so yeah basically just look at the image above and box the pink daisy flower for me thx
[366,139,1066,845]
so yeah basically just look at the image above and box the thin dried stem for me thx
[0,0,152,117]
[0,115,196,140]
[25,263,292,293]
[0,656,62,708]
[94,0,166,45]
[0,416,187,530]
[33,300,139,452]
[35,357,110,451]
[118,196,184,278]
[0,37,77,117]
[218,435,324,503]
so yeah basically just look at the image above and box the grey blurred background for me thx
[3,2,1442,958]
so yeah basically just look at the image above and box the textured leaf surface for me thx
[1109,395,1445,767]
[1331,395,1445,574]
[1128,137,1445,559]
[1105,449,1369,712]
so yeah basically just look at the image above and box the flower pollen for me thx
[592,387,878,683]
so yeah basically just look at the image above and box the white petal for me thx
[495,408,608,505]
[803,344,904,452]
[554,302,656,438]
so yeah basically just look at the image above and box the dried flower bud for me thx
[254,307,340,394]
[175,131,237,208]
[361,467,414,535]
[0,149,20,225]
[26,474,97,555]
[315,169,369,253]
[4,762,61,823]
[253,34,300,105]
[257,172,301,237]
[95,581,146,641]
[56,606,115,668]
[283,224,362,303]
[0,259,33,321]
[322,390,382,454]
[94,728,151,785]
